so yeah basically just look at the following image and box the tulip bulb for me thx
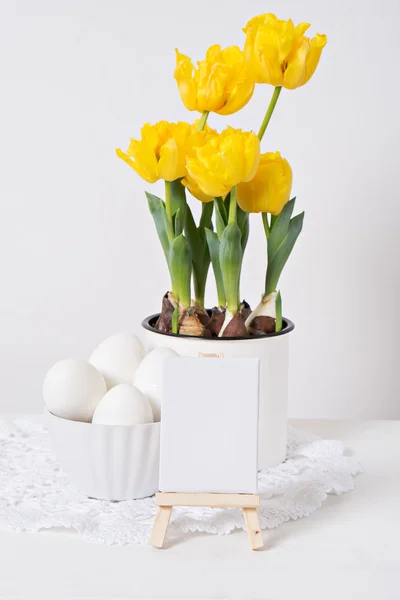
[218,309,235,337]
[206,306,226,337]
[155,292,178,333]
[241,300,252,321]
[221,312,248,338]
[245,291,277,332]
[219,301,251,338]
[247,316,276,335]
[179,307,211,337]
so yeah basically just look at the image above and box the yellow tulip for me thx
[181,123,217,202]
[237,152,292,215]
[186,127,260,199]
[174,44,254,115]
[243,13,327,89]
[116,121,193,183]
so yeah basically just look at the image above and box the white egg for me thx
[92,384,153,426]
[89,333,145,390]
[133,347,179,422]
[43,359,107,422]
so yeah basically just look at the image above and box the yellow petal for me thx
[242,13,278,34]
[237,151,292,214]
[157,139,179,181]
[116,148,158,183]
[128,138,159,180]
[182,175,214,203]
[197,63,230,112]
[295,22,311,37]
[174,49,197,111]
[237,164,269,212]
[205,43,222,63]
[242,133,261,181]
[140,123,159,151]
[245,19,289,85]
[187,156,229,197]
[304,33,327,85]
[217,78,254,115]
[213,46,255,115]
[283,38,309,89]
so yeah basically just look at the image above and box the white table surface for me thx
[0,418,399,600]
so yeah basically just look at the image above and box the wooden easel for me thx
[150,492,264,550]
[150,352,264,551]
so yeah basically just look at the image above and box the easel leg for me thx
[243,507,264,550]
[150,506,172,548]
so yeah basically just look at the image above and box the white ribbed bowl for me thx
[46,410,160,501]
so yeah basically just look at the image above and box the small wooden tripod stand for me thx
[150,492,264,550]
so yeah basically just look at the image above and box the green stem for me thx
[257,86,282,141]
[262,213,270,239]
[228,186,237,224]
[275,290,282,332]
[198,110,209,131]
[164,180,174,241]
[270,214,278,228]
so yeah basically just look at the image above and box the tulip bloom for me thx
[183,176,214,203]
[237,152,292,215]
[244,13,327,90]
[174,45,254,115]
[116,121,193,183]
[186,127,260,198]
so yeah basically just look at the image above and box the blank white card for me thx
[159,356,260,494]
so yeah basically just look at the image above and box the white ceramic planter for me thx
[142,315,294,470]
[46,410,160,500]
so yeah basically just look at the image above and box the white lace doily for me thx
[0,418,362,545]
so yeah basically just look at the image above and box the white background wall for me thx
[1,0,399,417]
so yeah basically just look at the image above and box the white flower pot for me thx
[46,410,160,500]
[142,315,294,470]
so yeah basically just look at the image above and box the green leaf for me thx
[267,198,296,262]
[145,191,171,264]
[214,198,227,239]
[171,305,179,334]
[169,234,192,308]
[205,228,226,307]
[184,206,202,266]
[219,222,243,313]
[170,179,187,222]
[265,211,304,295]
[174,208,184,237]
[184,205,211,305]
[237,205,249,252]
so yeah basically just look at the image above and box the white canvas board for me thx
[159,357,260,494]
